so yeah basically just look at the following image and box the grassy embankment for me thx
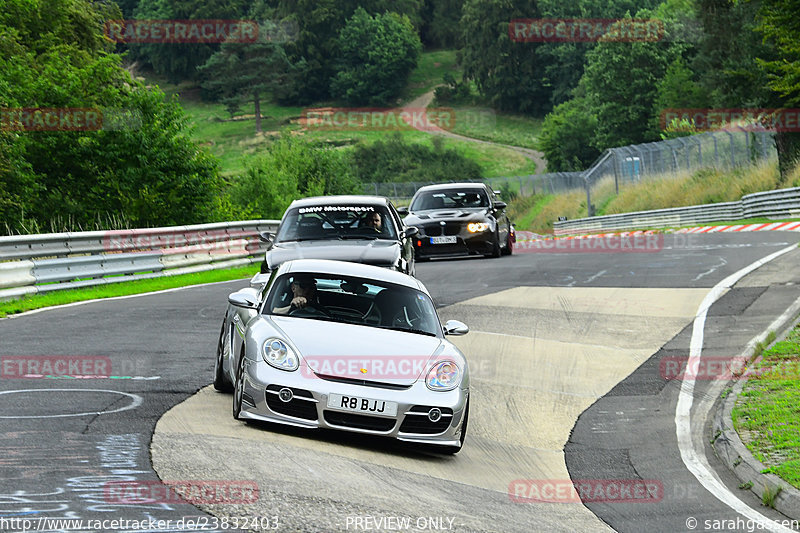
[150,50,541,180]
[732,325,800,491]
[0,264,258,318]
[508,159,800,234]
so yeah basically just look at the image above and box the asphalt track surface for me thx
[1,231,799,533]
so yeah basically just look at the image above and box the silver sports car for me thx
[214,259,471,453]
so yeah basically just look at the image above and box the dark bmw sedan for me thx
[400,183,514,260]
[260,196,418,275]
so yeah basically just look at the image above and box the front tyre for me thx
[213,321,233,392]
[232,350,246,420]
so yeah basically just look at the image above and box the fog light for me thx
[428,408,442,422]
[278,387,294,403]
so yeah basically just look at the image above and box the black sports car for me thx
[399,183,514,260]
[259,196,418,275]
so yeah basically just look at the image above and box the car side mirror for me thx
[402,226,419,238]
[443,320,469,336]
[258,231,274,250]
[493,201,507,210]
[397,207,409,216]
[228,290,259,309]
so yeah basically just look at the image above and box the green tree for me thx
[652,56,709,133]
[330,9,422,105]
[460,0,551,114]
[0,0,222,232]
[580,16,677,149]
[274,0,424,104]
[755,0,800,177]
[536,0,663,109]
[420,0,465,48]
[537,96,600,171]
[130,0,250,81]
[694,0,776,107]
[199,20,292,133]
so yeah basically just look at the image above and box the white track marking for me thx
[0,389,143,419]
[675,243,797,532]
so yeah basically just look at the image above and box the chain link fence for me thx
[360,172,585,201]
[360,129,776,207]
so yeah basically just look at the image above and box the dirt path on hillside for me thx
[405,89,547,175]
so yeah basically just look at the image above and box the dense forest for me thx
[1,0,798,233]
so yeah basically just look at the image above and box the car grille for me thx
[315,373,411,390]
[265,385,318,421]
[398,406,453,434]
[420,222,462,237]
[323,411,396,432]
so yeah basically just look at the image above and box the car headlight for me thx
[262,338,298,371]
[426,360,461,391]
[467,222,489,233]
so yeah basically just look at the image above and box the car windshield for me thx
[275,205,398,242]
[264,273,441,337]
[410,189,489,211]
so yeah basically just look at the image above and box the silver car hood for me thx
[265,316,444,386]
[266,240,401,270]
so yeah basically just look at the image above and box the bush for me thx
[348,133,482,184]
[224,136,359,220]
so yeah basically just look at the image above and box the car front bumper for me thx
[237,359,468,447]
[413,230,495,259]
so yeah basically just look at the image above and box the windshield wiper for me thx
[381,326,437,337]
[339,235,379,240]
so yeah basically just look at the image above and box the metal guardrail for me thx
[553,187,800,235]
[0,220,280,301]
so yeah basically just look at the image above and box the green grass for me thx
[447,109,543,150]
[732,326,800,490]
[0,264,258,318]
[403,50,461,102]
[140,65,537,180]
[508,159,800,234]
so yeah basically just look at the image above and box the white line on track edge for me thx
[676,243,798,532]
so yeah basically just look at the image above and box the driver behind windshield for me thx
[272,275,324,315]
[362,211,383,233]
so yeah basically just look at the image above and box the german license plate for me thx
[327,393,398,417]
[430,236,456,244]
